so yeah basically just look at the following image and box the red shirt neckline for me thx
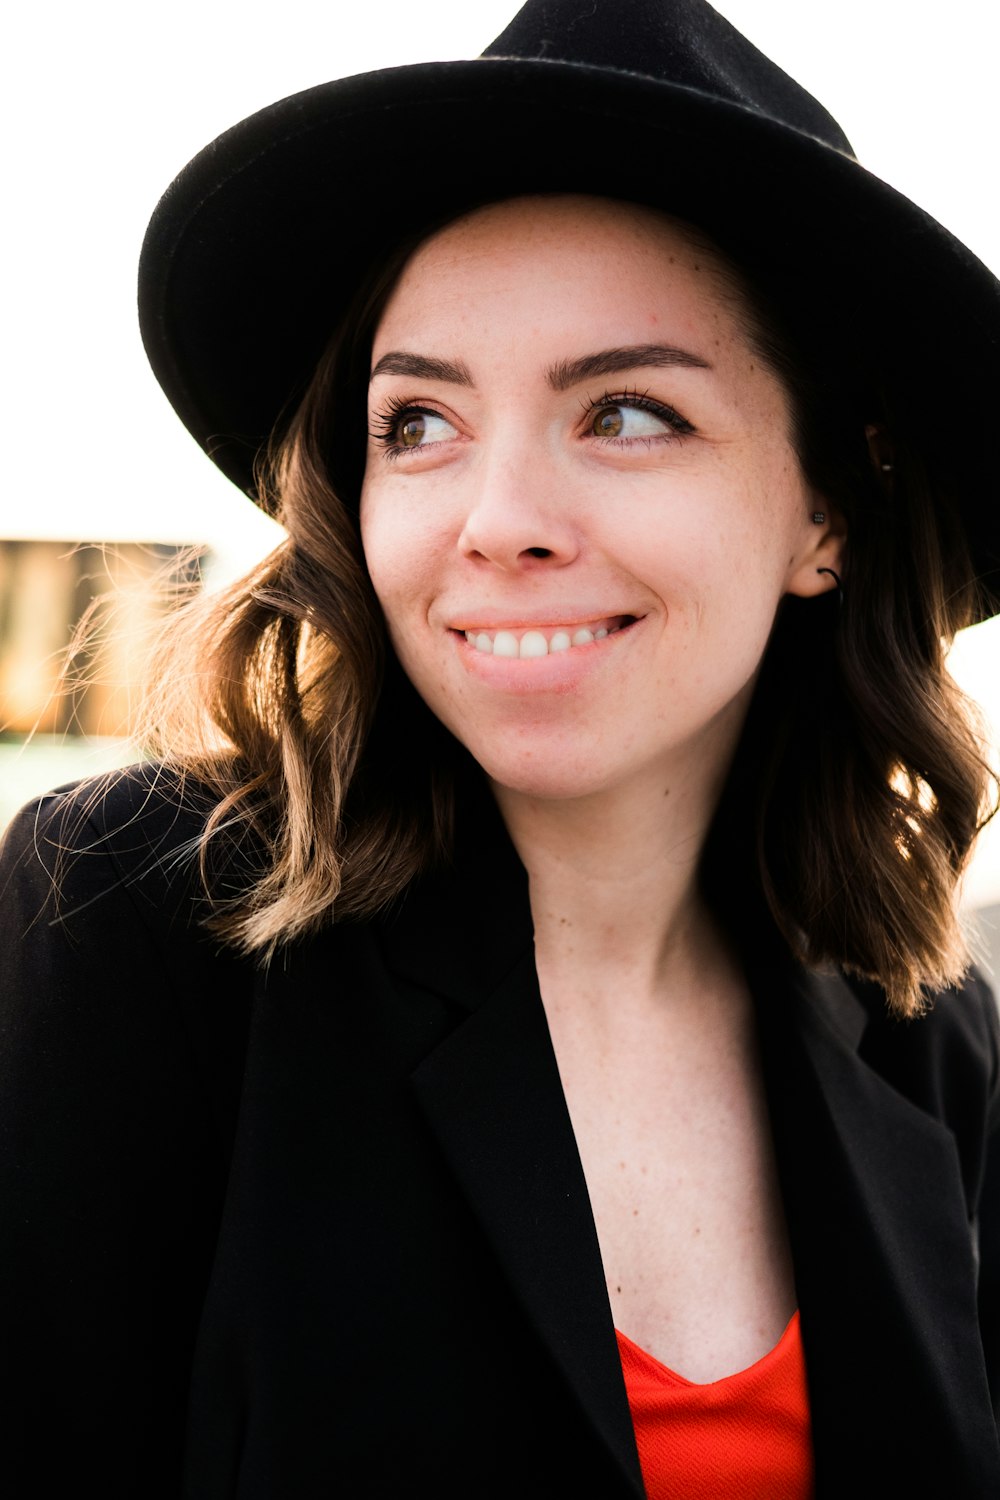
[615,1308,803,1388]
[616,1310,814,1499]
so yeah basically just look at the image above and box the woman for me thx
[2,1,998,1495]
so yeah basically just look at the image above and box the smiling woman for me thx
[2,2,999,1497]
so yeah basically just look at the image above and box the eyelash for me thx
[584,387,696,444]
[369,393,435,460]
[368,387,696,459]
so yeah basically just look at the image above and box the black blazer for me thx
[1,767,999,1498]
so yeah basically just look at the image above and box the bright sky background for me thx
[2,0,999,901]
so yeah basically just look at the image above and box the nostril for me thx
[525,547,554,559]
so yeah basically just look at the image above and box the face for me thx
[360,196,842,804]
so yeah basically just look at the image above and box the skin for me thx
[360,195,846,1382]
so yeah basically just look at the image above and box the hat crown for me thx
[483,0,853,156]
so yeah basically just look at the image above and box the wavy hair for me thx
[134,210,996,1017]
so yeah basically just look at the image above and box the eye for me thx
[395,410,458,449]
[586,393,695,445]
[371,400,460,457]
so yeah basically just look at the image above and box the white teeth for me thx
[519,631,548,659]
[464,620,630,656]
[493,631,519,658]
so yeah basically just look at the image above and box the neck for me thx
[491,759,736,1020]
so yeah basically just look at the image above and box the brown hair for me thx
[136,210,996,1016]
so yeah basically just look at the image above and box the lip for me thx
[446,605,641,633]
[454,614,631,639]
[452,613,644,693]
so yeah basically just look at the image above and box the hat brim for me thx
[138,56,1000,617]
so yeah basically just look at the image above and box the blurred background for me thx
[1,0,998,976]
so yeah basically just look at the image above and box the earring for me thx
[812,511,826,524]
[817,566,844,607]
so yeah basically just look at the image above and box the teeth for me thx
[493,631,519,658]
[464,620,627,657]
[519,631,548,659]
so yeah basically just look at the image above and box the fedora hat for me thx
[138,0,1000,618]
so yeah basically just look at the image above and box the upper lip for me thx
[447,609,641,631]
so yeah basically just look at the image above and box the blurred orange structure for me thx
[0,540,200,740]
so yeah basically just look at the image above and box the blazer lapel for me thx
[379,787,644,1493]
[754,961,1000,1494]
[410,952,644,1492]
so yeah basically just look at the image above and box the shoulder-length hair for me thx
[136,213,996,1018]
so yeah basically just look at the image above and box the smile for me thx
[459,615,636,658]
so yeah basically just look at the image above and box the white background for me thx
[2,0,998,905]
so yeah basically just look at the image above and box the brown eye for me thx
[400,415,426,448]
[592,406,624,438]
[587,399,689,443]
[386,409,458,451]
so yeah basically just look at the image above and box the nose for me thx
[457,450,581,571]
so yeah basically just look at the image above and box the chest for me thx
[540,984,797,1382]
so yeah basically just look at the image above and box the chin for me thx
[465,743,633,805]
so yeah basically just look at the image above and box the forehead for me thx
[373,195,750,353]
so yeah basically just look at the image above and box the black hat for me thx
[138,0,1000,618]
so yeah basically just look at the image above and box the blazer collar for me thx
[377,788,1000,1493]
[409,949,645,1491]
[380,782,644,1489]
[753,959,1000,1492]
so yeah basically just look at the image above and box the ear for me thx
[865,422,895,478]
[784,501,847,600]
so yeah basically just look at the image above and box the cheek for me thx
[359,487,451,663]
[361,489,417,600]
[711,449,812,592]
[628,469,800,670]
[358,503,393,608]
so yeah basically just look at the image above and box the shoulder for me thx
[856,966,999,1108]
[0,761,219,953]
[1,763,257,1130]
[855,966,1000,1207]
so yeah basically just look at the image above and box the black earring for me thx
[817,567,843,607]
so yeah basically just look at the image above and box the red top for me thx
[616,1311,814,1499]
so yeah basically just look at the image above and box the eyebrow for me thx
[370,351,474,385]
[547,343,711,390]
[369,342,711,389]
